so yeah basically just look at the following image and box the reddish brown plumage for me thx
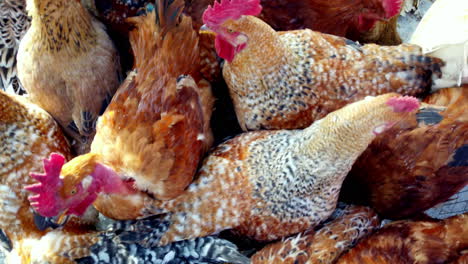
[251,205,380,264]
[336,213,468,264]
[341,87,468,219]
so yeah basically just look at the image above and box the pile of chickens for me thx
[0,0,467,263]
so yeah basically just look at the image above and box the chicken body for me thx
[336,213,468,264]
[251,204,380,264]
[17,0,121,154]
[121,93,419,246]
[0,91,98,264]
[341,87,468,219]
[207,12,442,131]
[89,0,213,217]
[26,0,214,222]
[0,0,30,95]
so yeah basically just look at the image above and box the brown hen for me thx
[26,0,214,221]
[336,213,468,264]
[341,87,468,219]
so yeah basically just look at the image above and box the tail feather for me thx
[128,0,200,78]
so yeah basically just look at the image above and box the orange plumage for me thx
[26,0,214,221]
[341,87,468,219]
[336,213,468,264]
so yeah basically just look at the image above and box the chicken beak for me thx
[33,210,70,231]
[199,24,216,36]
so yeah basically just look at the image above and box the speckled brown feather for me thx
[336,213,468,264]
[17,0,121,154]
[0,91,98,263]
[251,205,380,264]
[147,94,419,246]
[221,16,442,130]
[342,87,468,219]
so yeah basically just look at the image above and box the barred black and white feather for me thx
[76,216,249,264]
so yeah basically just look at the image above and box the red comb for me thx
[24,153,65,217]
[386,96,420,113]
[202,0,262,29]
[382,0,403,18]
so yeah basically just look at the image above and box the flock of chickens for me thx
[0,0,467,263]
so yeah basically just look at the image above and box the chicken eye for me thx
[228,29,234,33]
[70,189,77,195]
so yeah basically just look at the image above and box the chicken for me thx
[9,216,248,264]
[251,204,380,264]
[340,87,468,219]
[26,0,213,221]
[17,0,121,155]
[0,0,30,95]
[336,213,468,264]
[0,90,98,263]
[27,93,419,246]
[410,0,468,90]
[201,0,444,131]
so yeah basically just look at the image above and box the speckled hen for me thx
[201,0,445,131]
[26,0,214,222]
[0,0,30,95]
[28,93,419,246]
[251,204,380,264]
[0,90,98,264]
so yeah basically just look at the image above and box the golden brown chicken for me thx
[17,0,121,154]
[201,0,444,131]
[26,0,214,221]
[336,213,468,264]
[28,93,419,247]
[251,205,380,264]
[341,87,468,219]
[0,90,98,263]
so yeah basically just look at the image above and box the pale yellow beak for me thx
[199,24,216,36]
[55,209,70,226]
